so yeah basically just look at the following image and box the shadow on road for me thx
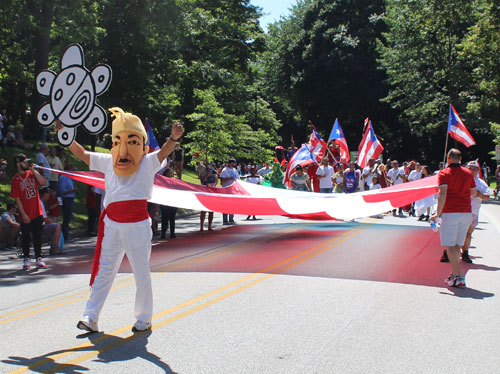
[2,220,498,293]
[2,330,176,373]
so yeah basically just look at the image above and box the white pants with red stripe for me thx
[84,217,153,323]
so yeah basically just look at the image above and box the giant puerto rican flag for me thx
[356,118,384,168]
[39,166,439,221]
[448,104,476,148]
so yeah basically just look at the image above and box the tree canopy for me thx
[0,0,498,167]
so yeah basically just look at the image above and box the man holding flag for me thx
[328,119,350,163]
[283,126,327,189]
[356,118,384,169]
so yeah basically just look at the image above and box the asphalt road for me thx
[1,202,499,373]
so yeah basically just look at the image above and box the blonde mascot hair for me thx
[109,107,147,142]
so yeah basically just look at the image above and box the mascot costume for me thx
[36,44,183,332]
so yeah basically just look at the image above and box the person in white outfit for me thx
[55,107,183,333]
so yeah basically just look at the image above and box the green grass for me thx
[1,144,201,232]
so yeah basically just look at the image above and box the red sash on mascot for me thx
[90,200,149,286]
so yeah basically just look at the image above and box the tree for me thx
[378,0,484,163]
[459,0,500,159]
[186,89,273,164]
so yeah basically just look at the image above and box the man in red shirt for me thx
[431,148,476,288]
[10,154,48,270]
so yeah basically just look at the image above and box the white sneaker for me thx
[132,320,152,332]
[77,316,99,332]
[23,258,30,270]
[36,257,47,269]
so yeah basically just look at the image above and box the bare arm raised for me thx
[157,121,184,164]
[55,121,91,166]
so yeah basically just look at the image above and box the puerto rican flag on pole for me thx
[145,118,160,153]
[283,143,316,184]
[448,104,476,148]
[328,118,350,162]
[307,125,327,163]
[356,118,384,168]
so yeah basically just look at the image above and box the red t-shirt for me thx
[47,194,60,218]
[10,170,44,220]
[438,164,476,213]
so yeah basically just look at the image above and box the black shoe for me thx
[170,233,176,238]
[418,215,425,221]
[424,215,430,221]
[462,253,473,263]
[440,250,449,263]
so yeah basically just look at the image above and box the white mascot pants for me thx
[83,217,153,323]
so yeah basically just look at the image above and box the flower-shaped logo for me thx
[36,44,112,146]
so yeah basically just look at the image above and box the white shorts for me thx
[440,212,472,247]
[471,213,478,228]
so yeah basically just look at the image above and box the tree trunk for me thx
[31,0,55,135]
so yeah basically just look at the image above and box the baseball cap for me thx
[13,154,31,164]
[228,158,236,163]
[467,161,480,168]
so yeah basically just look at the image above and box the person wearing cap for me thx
[55,107,183,333]
[10,153,48,270]
[460,161,490,263]
[430,149,476,288]
[219,158,240,224]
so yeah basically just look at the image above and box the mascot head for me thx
[109,107,149,176]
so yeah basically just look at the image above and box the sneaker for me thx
[77,316,99,332]
[444,274,457,287]
[462,253,473,263]
[132,320,152,332]
[23,258,30,270]
[454,276,466,288]
[440,250,449,263]
[444,274,466,288]
[36,257,47,269]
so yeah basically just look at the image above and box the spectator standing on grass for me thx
[46,147,63,190]
[172,142,184,179]
[431,149,476,288]
[1,202,20,250]
[10,154,47,269]
[481,162,490,186]
[58,164,77,241]
[35,143,51,185]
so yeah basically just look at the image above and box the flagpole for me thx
[443,128,449,165]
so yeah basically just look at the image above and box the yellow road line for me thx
[9,221,371,374]
[0,223,307,325]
